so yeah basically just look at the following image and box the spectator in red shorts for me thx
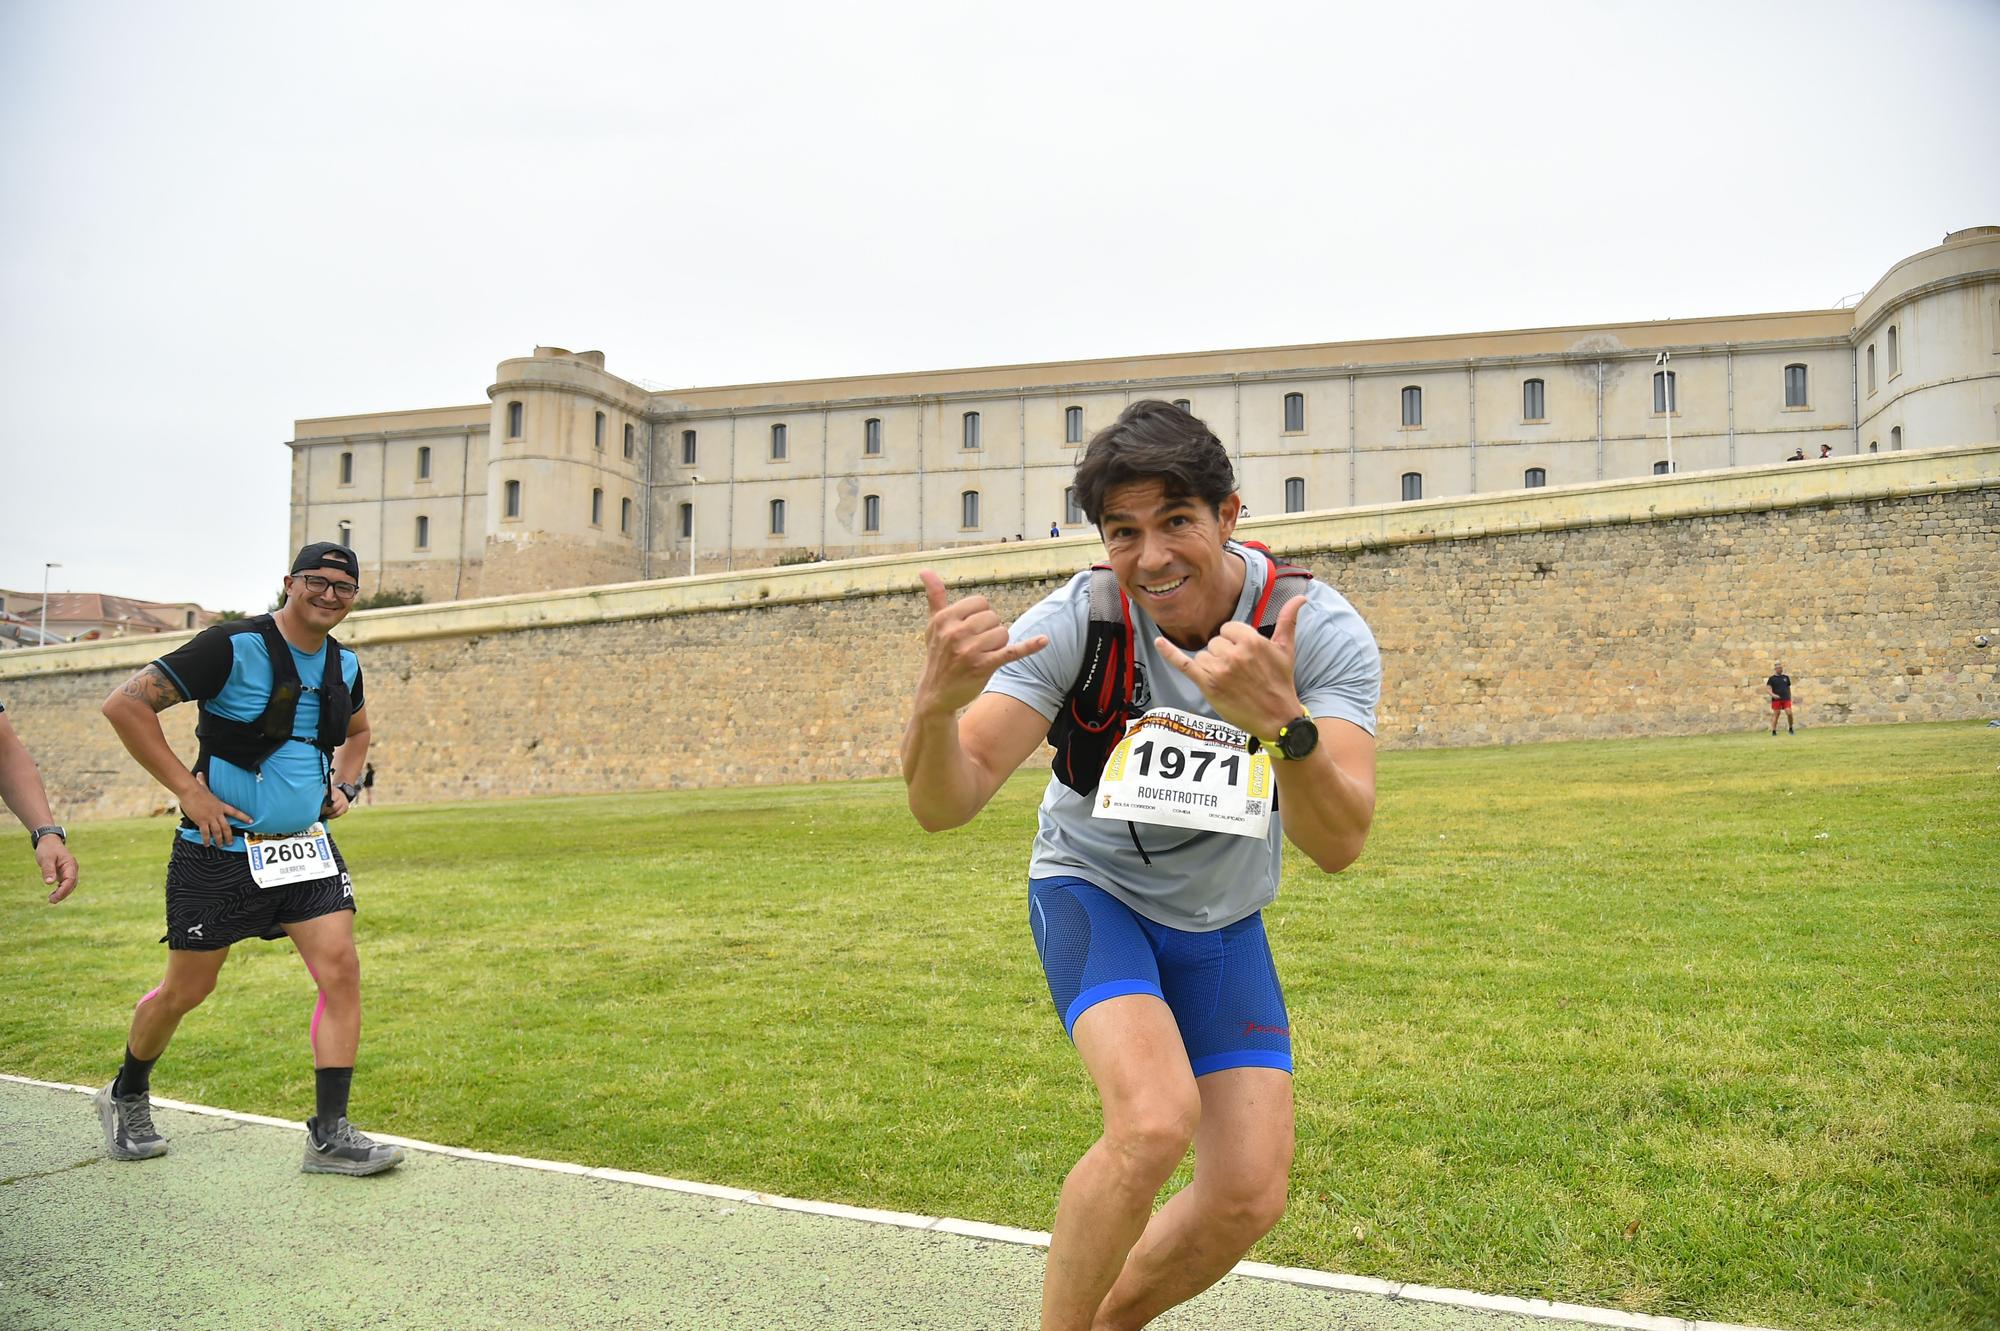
[1764,662,1796,735]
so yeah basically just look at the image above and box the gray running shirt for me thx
[985,542,1381,931]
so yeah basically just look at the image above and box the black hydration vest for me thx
[189,615,352,783]
[1045,543,1313,798]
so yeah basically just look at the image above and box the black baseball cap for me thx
[291,542,362,579]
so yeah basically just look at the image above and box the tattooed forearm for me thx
[117,664,185,713]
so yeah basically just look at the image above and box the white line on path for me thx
[5,1071,1782,1331]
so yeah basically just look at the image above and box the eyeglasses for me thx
[295,574,361,599]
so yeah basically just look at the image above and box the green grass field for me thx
[5,722,1996,1330]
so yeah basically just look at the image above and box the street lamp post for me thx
[39,562,60,645]
[1656,350,1674,474]
[687,475,702,578]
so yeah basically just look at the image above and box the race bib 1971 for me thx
[244,822,334,890]
[1091,707,1273,839]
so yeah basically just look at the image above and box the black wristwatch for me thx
[334,782,361,803]
[1259,712,1320,762]
[30,825,66,849]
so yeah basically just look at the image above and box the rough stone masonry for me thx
[4,448,1995,821]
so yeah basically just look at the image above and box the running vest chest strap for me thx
[191,615,352,779]
[1046,543,1311,797]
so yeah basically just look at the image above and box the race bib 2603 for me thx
[244,823,334,890]
[1091,707,1273,839]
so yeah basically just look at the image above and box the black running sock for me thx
[314,1067,354,1127]
[114,1048,157,1099]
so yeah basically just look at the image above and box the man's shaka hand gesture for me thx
[914,570,1048,717]
[1155,594,1307,740]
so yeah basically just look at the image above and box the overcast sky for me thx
[2,0,1996,614]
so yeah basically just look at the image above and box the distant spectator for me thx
[1786,448,1806,462]
[361,762,375,806]
[1050,521,1061,538]
[1762,661,1796,735]
[1818,444,1834,459]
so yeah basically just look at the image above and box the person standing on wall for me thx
[0,703,79,904]
[902,400,1381,1331]
[95,542,404,1175]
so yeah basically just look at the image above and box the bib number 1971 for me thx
[1092,707,1273,839]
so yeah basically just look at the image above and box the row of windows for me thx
[1866,324,1900,393]
[501,402,637,459]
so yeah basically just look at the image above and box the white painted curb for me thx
[5,1072,1785,1331]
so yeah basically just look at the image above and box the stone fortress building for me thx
[290,228,2000,601]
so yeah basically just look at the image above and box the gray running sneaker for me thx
[93,1081,169,1161]
[301,1116,406,1176]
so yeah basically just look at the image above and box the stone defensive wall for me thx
[6,444,1996,822]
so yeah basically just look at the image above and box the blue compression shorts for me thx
[1028,875,1292,1077]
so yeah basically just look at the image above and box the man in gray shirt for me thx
[901,400,1381,1331]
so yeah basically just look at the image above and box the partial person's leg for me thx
[1044,995,1201,1331]
[126,945,232,1062]
[284,909,360,1069]
[96,945,231,1159]
[1090,1068,1294,1330]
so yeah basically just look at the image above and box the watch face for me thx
[1278,717,1319,760]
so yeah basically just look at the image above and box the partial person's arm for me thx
[324,705,371,820]
[0,712,79,902]
[901,570,1050,831]
[101,664,248,846]
[1154,596,1376,872]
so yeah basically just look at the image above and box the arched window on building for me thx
[960,489,980,528]
[1401,386,1423,427]
[1867,344,1876,392]
[1887,325,1899,376]
[591,488,603,526]
[594,412,606,450]
[771,423,788,460]
[863,494,881,533]
[1065,406,1083,443]
[1785,364,1809,408]
[1653,370,1677,414]
[864,418,882,456]
[337,519,352,548]
[504,480,521,519]
[417,445,432,480]
[678,503,693,539]
[1283,392,1304,432]
[1523,378,1545,421]
[1172,398,1192,412]
[1064,486,1082,525]
[620,497,632,535]
[769,498,786,535]
[414,514,430,549]
[1891,426,1902,451]
[1524,467,1546,488]
[1868,441,1878,453]
[1400,472,1422,502]
[963,411,981,450]
[623,423,635,459]
[1284,477,1305,513]
[1653,460,1673,474]
[507,401,523,437]
[681,430,698,466]
[339,451,354,485]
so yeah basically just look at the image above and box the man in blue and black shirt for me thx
[96,542,403,1176]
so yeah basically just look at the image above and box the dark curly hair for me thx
[1071,399,1236,525]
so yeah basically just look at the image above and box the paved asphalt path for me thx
[1,1077,1733,1331]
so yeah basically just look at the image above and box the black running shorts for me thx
[161,834,357,950]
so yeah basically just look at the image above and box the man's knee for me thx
[155,971,217,1014]
[1102,1096,1200,1184]
[310,947,361,998]
[1209,1168,1289,1238]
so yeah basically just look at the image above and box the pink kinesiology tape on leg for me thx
[311,992,327,1052]
[135,985,162,1009]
